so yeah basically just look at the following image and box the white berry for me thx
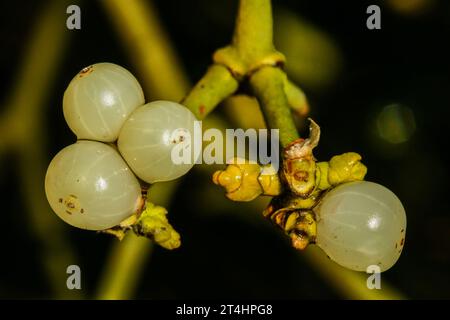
[118,100,198,183]
[45,140,143,230]
[63,62,145,142]
[313,181,406,272]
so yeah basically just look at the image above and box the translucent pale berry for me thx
[313,181,406,272]
[118,100,198,183]
[63,62,145,142]
[45,140,142,230]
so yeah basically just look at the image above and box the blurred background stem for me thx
[302,246,405,300]
[100,0,189,101]
[0,0,82,299]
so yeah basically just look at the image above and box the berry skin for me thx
[314,181,406,272]
[45,140,143,230]
[63,62,145,142]
[118,100,198,183]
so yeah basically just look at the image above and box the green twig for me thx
[214,0,285,77]
[249,67,299,147]
[233,0,274,56]
[182,64,238,119]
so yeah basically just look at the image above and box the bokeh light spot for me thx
[376,104,416,144]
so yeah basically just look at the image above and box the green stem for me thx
[213,0,284,77]
[182,64,238,119]
[233,0,274,59]
[250,66,299,147]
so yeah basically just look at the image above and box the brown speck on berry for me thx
[79,66,93,77]
[63,194,80,214]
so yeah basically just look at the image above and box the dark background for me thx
[1,0,449,299]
